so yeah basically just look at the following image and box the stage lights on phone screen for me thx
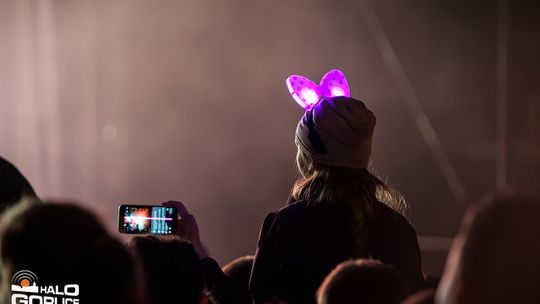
[118,205,177,235]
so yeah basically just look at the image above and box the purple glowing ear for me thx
[286,69,351,110]
[319,69,350,98]
[286,75,321,110]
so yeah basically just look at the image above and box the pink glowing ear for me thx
[286,69,351,110]
[319,69,350,98]
[286,75,321,110]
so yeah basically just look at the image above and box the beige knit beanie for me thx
[295,96,376,168]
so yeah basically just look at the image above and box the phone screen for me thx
[118,205,177,235]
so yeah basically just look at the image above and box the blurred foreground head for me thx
[0,156,36,212]
[316,259,408,304]
[0,200,137,304]
[437,193,540,304]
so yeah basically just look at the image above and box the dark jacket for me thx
[249,200,425,304]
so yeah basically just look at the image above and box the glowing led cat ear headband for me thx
[286,69,350,110]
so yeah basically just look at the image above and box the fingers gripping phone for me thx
[118,205,177,235]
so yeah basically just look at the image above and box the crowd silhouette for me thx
[0,96,538,304]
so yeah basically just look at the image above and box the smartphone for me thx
[118,205,177,235]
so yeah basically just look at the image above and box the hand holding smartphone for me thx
[118,205,178,235]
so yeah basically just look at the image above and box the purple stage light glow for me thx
[285,69,350,110]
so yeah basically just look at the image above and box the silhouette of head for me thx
[437,193,540,304]
[317,259,408,304]
[128,236,204,304]
[0,156,36,212]
[0,201,137,304]
[223,255,254,304]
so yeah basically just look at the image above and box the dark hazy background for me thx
[0,0,538,275]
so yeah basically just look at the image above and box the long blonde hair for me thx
[290,149,408,255]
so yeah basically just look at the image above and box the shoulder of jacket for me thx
[374,201,416,232]
[263,200,309,226]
